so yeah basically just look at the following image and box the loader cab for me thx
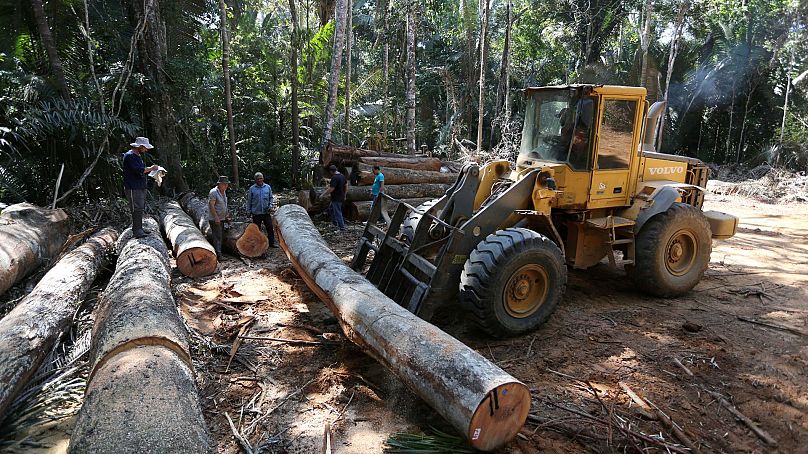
[518,85,646,210]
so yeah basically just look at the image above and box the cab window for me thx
[597,99,637,169]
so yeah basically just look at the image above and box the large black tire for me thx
[459,228,567,337]
[632,203,712,297]
[401,198,441,242]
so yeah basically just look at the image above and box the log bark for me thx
[358,156,443,171]
[70,219,212,453]
[345,197,433,222]
[177,193,268,257]
[274,205,530,451]
[159,200,217,277]
[0,203,69,296]
[310,183,449,204]
[0,228,117,418]
[223,222,268,258]
[321,141,406,166]
[355,163,457,186]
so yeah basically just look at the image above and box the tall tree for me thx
[476,0,490,152]
[462,0,478,137]
[29,0,69,100]
[491,0,512,148]
[219,0,239,186]
[321,0,349,152]
[382,0,390,139]
[289,0,301,186]
[639,0,653,88]
[405,1,417,154]
[657,0,689,152]
[131,0,188,192]
[344,2,353,145]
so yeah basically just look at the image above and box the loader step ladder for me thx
[587,215,636,267]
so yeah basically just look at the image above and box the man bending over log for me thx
[208,176,231,259]
[123,137,159,238]
[245,172,278,248]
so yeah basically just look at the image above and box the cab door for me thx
[588,97,641,208]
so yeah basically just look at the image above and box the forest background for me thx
[1,0,807,204]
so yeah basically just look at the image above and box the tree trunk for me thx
[289,0,301,186]
[354,163,456,186]
[0,228,117,418]
[382,1,390,138]
[656,0,689,152]
[344,3,353,145]
[476,0,490,152]
[223,222,269,258]
[71,220,212,453]
[358,156,443,171]
[0,203,69,297]
[29,0,69,100]
[274,205,530,450]
[405,2,417,154]
[462,0,478,136]
[639,0,653,88]
[132,0,188,192]
[491,0,512,148]
[346,197,433,221]
[159,200,217,277]
[177,193,267,257]
[220,0,239,186]
[321,0,349,153]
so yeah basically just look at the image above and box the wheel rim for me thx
[503,264,549,318]
[665,229,698,276]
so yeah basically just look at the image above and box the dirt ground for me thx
[177,188,807,454]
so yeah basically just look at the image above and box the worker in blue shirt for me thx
[369,165,385,224]
[245,172,278,248]
[122,137,159,238]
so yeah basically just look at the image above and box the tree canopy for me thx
[1,0,807,204]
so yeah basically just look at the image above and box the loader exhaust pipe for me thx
[643,101,667,152]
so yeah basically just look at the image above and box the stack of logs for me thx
[300,142,460,221]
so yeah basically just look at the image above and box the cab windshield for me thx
[519,88,595,170]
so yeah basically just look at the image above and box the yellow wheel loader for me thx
[352,84,738,337]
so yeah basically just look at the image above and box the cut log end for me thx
[468,382,531,451]
[235,223,269,257]
[176,248,217,277]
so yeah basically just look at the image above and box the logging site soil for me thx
[177,188,807,453]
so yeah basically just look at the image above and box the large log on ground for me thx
[70,219,212,453]
[178,193,268,257]
[223,222,268,258]
[0,203,69,296]
[307,184,449,216]
[160,200,217,277]
[321,141,405,165]
[0,228,118,418]
[354,163,457,186]
[358,156,443,171]
[274,205,530,451]
[345,197,434,222]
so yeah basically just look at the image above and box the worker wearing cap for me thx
[245,172,278,248]
[208,176,231,259]
[122,136,159,238]
[324,164,347,231]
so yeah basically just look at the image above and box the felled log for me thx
[223,222,268,258]
[0,228,118,418]
[358,156,443,171]
[159,200,217,277]
[70,219,212,453]
[297,189,312,211]
[354,163,457,186]
[310,183,449,204]
[321,141,403,165]
[178,193,269,257]
[0,203,69,296]
[345,197,434,222]
[274,205,530,451]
